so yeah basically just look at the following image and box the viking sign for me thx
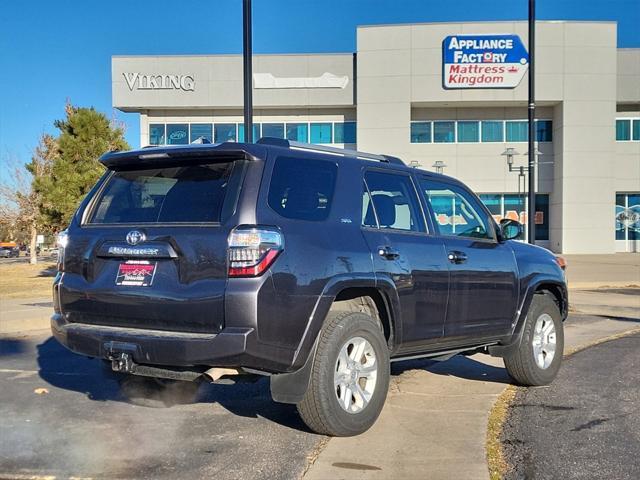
[123,72,195,92]
[442,35,529,89]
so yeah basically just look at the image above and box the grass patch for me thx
[486,385,517,480]
[0,261,57,300]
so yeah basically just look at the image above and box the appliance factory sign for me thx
[442,35,529,89]
[123,73,195,92]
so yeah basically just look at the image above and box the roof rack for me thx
[256,137,405,166]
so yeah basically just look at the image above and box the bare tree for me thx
[0,135,57,264]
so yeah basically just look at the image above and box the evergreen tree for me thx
[39,103,129,229]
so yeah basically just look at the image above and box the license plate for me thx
[115,260,157,287]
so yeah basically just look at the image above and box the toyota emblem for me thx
[126,230,146,246]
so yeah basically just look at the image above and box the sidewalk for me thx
[563,253,639,289]
[0,297,52,334]
[304,292,640,480]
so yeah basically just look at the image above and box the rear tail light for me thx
[56,230,69,272]
[228,226,283,277]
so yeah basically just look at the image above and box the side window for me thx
[362,171,425,232]
[267,156,337,221]
[420,179,493,240]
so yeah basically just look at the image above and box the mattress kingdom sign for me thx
[442,35,529,89]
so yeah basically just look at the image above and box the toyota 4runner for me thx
[52,138,567,436]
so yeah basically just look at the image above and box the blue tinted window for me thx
[634,120,640,141]
[411,122,431,143]
[166,124,189,145]
[310,123,333,144]
[535,194,549,240]
[189,124,212,143]
[506,121,528,142]
[334,122,357,144]
[616,120,631,141]
[262,123,285,139]
[286,123,309,142]
[433,121,455,143]
[237,123,261,142]
[481,121,504,142]
[535,120,553,142]
[214,124,236,143]
[149,124,165,145]
[457,121,479,142]
[479,194,502,219]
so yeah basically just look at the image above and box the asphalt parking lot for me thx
[0,333,323,480]
[502,332,640,480]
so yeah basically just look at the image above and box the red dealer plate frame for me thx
[115,260,157,287]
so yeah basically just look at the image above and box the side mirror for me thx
[499,218,524,241]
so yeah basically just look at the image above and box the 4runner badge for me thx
[126,230,146,246]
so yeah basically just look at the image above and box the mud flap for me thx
[270,340,318,404]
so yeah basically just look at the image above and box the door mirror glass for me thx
[499,218,524,241]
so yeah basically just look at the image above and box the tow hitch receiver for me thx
[112,352,136,373]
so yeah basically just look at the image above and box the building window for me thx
[166,124,189,145]
[310,123,333,144]
[285,123,309,142]
[457,121,479,143]
[634,120,640,141]
[535,120,553,142]
[481,121,504,142]
[616,192,640,241]
[616,119,631,141]
[506,121,528,142]
[149,124,165,145]
[479,193,549,241]
[190,124,213,143]
[433,121,455,143]
[410,122,432,143]
[214,124,237,143]
[237,123,261,142]
[334,122,356,144]
[262,123,285,139]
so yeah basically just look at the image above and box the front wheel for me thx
[504,293,564,386]
[297,311,390,437]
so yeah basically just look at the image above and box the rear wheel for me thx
[297,311,390,437]
[504,293,564,386]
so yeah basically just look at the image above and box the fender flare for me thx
[270,274,402,404]
[489,276,568,357]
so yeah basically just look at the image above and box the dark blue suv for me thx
[52,138,567,436]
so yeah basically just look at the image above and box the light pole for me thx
[501,147,541,242]
[527,0,536,244]
[242,0,254,143]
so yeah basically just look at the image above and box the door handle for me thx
[447,250,468,264]
[378,246,400,260]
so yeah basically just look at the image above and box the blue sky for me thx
[0,0,638,166]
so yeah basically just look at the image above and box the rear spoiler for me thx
[99,143,261,169]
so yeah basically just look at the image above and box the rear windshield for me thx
[89,162,240,224]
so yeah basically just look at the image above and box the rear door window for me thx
[362,171,426,232]
[267,156,337,221]
[89,162,239,224]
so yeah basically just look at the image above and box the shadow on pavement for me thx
[36,336,309,433]
[0,338,29,357]
[392,354,512,385]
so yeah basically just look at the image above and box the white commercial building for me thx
[112,21,640,254]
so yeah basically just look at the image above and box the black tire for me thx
[504,293,564,386]
[297,311,390,437]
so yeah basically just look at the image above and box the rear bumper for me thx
[51,313,295,373]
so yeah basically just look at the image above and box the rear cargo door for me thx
[59,159,247,334]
